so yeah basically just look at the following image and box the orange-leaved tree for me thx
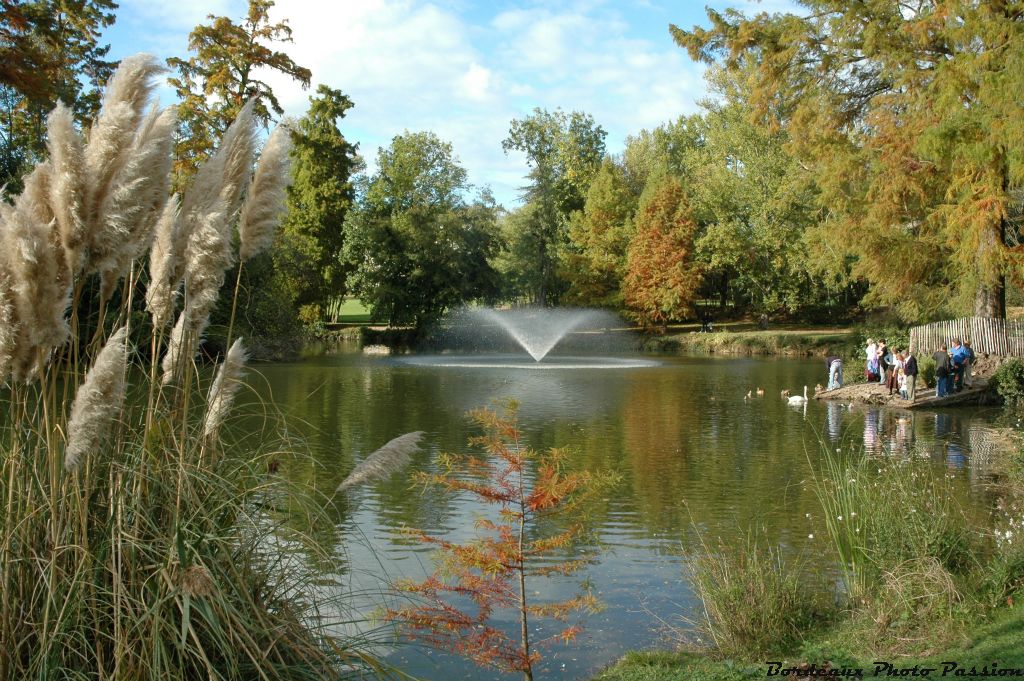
[387,404,616,681]
[623,174,703,329]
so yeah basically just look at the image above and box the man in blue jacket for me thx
[950,338,968,393]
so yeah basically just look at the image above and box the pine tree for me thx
[275,85,359,322]
[0,0,117,189]
[562,157,636,307]
[168,0,311,185]
[623,175,703,328]
[672,1,1024,320]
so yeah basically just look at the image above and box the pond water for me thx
[245,351,1005,680]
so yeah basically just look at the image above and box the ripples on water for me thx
[242,353,1005,680]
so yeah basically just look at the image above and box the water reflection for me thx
[236,354,1006,681]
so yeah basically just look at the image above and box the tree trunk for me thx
[974,275,1005,318]
[973,217,1006,319]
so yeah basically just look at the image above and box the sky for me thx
[101,0,801,207]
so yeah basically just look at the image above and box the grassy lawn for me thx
[327,298,376,324]
[593,605,1024,680]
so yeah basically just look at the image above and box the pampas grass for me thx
[64,326,128,470]
[46,103,87,273]
[145,195,183,329]
[83,54,164,251]
[1,163,70,377]
[0,54,377,681]
[336,431,425,492]
[0,272,15,380]
[95,105,176,298]
[181,99,256,227]
[203,337,247,440]
[239,123,292,261]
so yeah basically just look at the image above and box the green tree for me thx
[343,131,501,330]
[0,0,117,189]
[623,174,703,328]
[672,2,1024,320]
[275,85,360,322]
[168,0,311,184]
[561,157,636,307]
[502,108,606,305]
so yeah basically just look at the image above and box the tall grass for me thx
[686,531,832,658]
[809,447,975,601]
[807,446,977,654]
[0,54,382,679]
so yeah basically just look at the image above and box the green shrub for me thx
[994,359,1024,409]
[919,355,937,388]
[688,534,832,658]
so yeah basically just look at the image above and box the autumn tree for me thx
[342,131,501,330]
[168,0,311,184]
[388,404,612,681]
[502,108,606,305]
[672,2,1024,320]
[0,0,117,189]
[275,85,360,322]
[623,174,703,328]
[561,157,636,307]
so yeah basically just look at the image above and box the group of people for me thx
[823,338,920,400]
[825,336,976,402]
[863,338,920,400]
[931,338,975,397]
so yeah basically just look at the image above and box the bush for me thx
[688,534,832,658]
[994,359,1024,409]
[919,355,937,388]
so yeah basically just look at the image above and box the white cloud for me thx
[458,63,492,101]
[139,0,712,206]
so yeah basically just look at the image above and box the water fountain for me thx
[472,307,612,361]
[397,307,658,369]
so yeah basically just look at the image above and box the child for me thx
[897,352,908,399]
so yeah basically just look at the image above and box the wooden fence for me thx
[909,316,1024,357]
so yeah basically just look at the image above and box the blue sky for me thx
[102,0,800,207]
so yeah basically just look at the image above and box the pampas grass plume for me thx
[3,163,71,359]
[182,99,256,227]
[65,326,128,470]
[0,272,16,381]
[146,195,183,329]
[46,104,86,272]
[83,54,164,249]
[160,311,188,386]
[336,432,425,492]
[95,105,176,297]
[238,123,292,261]
[203,338,248,440]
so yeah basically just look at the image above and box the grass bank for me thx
[595,607,1024,680]
[643,323,855,357]
[593,606,1024,675]
[595,428,1024,681]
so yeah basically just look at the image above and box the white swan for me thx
[788,386,808,404]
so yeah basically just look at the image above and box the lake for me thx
[245,351,1003,680]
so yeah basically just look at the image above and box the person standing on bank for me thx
[826,355,843,390]
[866,338,879,381]
[888,348,903,396]
[904,348,918,402]
[877,339,890,385]
[963,339,976,387]
[933,344,951,398]
[950,338,968,393]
